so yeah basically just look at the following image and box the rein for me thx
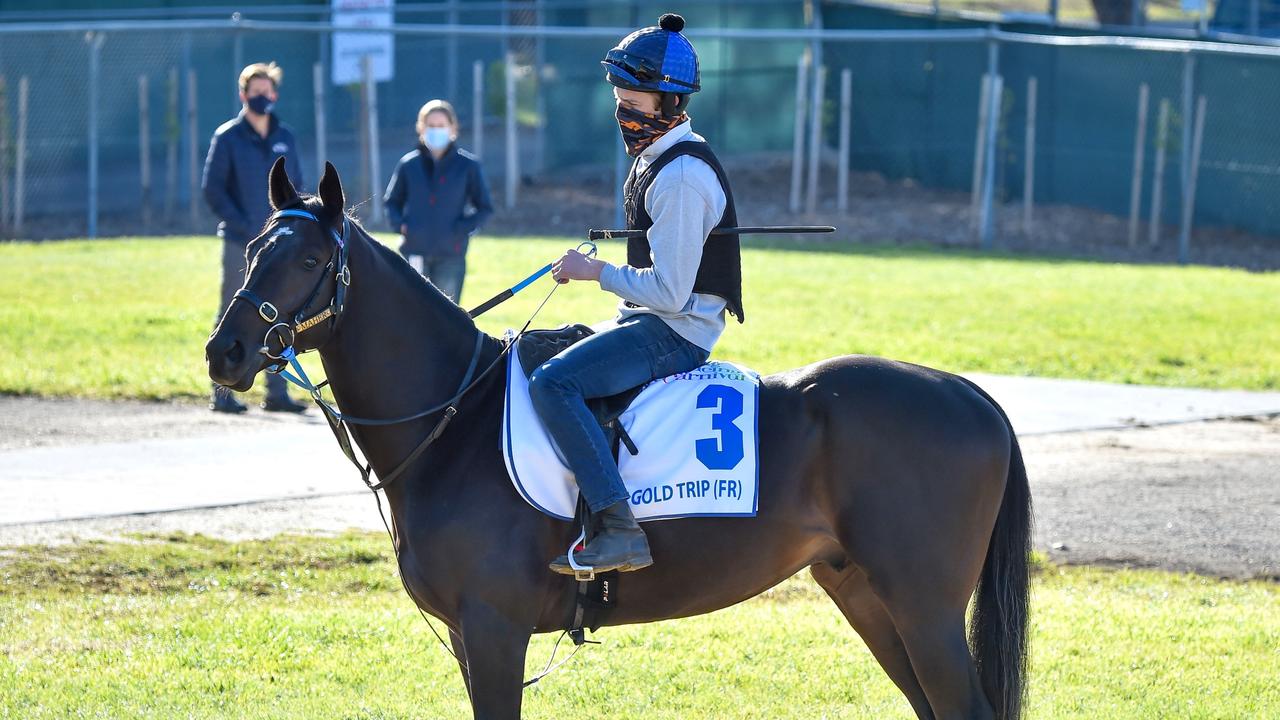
[230,206,583,687]
[234,207,504,491]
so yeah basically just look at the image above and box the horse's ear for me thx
[318,162,344,220]
[268,157,299,210]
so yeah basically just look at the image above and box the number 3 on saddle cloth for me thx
[502,325,760,522]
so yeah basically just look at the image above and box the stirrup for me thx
[566,527,595,582]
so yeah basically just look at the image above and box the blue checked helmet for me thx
[602,13,700,95]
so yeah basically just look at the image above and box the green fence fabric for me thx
[1,1,1276,242]
[821,3,1280,239]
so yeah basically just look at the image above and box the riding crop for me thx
[467,225,836,319]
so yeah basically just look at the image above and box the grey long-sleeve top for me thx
[597,121,728,353]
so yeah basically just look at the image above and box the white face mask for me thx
[422,127,452,151]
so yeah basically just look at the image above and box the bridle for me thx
[228,206,494,491]
[229,208,352,370]
[224,206,593,686]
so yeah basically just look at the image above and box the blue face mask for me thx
[422,127,452,152]
[247,94,275,116]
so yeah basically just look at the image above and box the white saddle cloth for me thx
[501,348,760,522]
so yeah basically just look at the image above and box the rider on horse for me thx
[529,13,744,575]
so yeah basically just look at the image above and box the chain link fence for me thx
[0,2,1277,266]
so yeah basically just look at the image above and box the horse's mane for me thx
[291,194,481,340]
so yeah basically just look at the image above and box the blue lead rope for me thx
[277,346,322,401]
[273,332,485,428]
[468,240,596,318]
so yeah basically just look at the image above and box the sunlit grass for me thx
[0,533,1275,718]
[0,234,1275,400]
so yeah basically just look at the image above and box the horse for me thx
[206,158,1031,720]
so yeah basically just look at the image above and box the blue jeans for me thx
[528,314,710,513]
[405,252,466,303]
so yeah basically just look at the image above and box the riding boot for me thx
[549,501,652,575]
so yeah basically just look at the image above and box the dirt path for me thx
[1023,415,1278,579]
[2,397,1276,579]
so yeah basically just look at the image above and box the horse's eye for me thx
[303,257,319,270]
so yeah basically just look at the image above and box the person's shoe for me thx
[262,395,308,413]
[210,395,248,414]
[549,501,652,575]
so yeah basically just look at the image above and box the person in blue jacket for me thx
[202,61,307,414]
[383,99,493,303]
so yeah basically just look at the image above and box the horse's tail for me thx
[963,380,1032,720]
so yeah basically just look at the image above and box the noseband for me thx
[230,208,351,370]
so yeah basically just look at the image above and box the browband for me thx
[272,208,344,247]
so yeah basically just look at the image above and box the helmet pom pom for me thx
[659,13,685,32]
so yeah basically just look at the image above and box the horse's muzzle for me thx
[206,332,259,392]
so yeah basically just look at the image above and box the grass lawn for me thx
[0,234,1275,400]
[0,532,1275,719]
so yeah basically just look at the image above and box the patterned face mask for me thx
[616,103,687,157]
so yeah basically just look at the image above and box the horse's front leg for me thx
[449,627,471,702]
[457,600,533,720]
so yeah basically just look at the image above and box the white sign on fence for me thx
[331,0,395,85]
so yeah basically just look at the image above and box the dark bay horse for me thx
[206,160,1031,720]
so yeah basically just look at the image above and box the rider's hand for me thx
[551,249,603,284]
[400,224,408,236]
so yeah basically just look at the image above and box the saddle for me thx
[515,324,643,456]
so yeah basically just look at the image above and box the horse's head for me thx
[206,158,350,392]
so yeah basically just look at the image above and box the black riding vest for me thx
[623,140,744,322]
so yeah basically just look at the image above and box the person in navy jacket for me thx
[383,99,493,303]
[202,61,307,414]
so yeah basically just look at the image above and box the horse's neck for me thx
[318,234,487,473]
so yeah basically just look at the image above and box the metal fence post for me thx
[446,0,459,104]
[805,64,826,215]
[186,68,198,231]
[1179,96,1207,265]
[232,28,244,114]
[14,76,26,238]
[1128,83,1149,247]
[971,73,991,227]
[504,51,517,210]
[1178,52,1196,261]
[472,59,484,161]
[614,138,626,229]
[534,0,546,175]
[789,52,809,214]
[837,68,852,213]
[978,36,1002,247]
[139,74,151,229]
[313,62,326,184]
[1023,76,1037,232]
[165,67,177,222]
[359,58,371,210]
[0,75,8,235]
[364,55,383,224]
[87,31,105,239]
[1131,0,1146,27]
[1148,98,1170,248]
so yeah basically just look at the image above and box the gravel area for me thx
[1024,415,1279,580]
[2,397,1276,579]
[0,395,322,452]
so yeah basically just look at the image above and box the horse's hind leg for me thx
[882,597,992,720]
[811,562,934,720]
